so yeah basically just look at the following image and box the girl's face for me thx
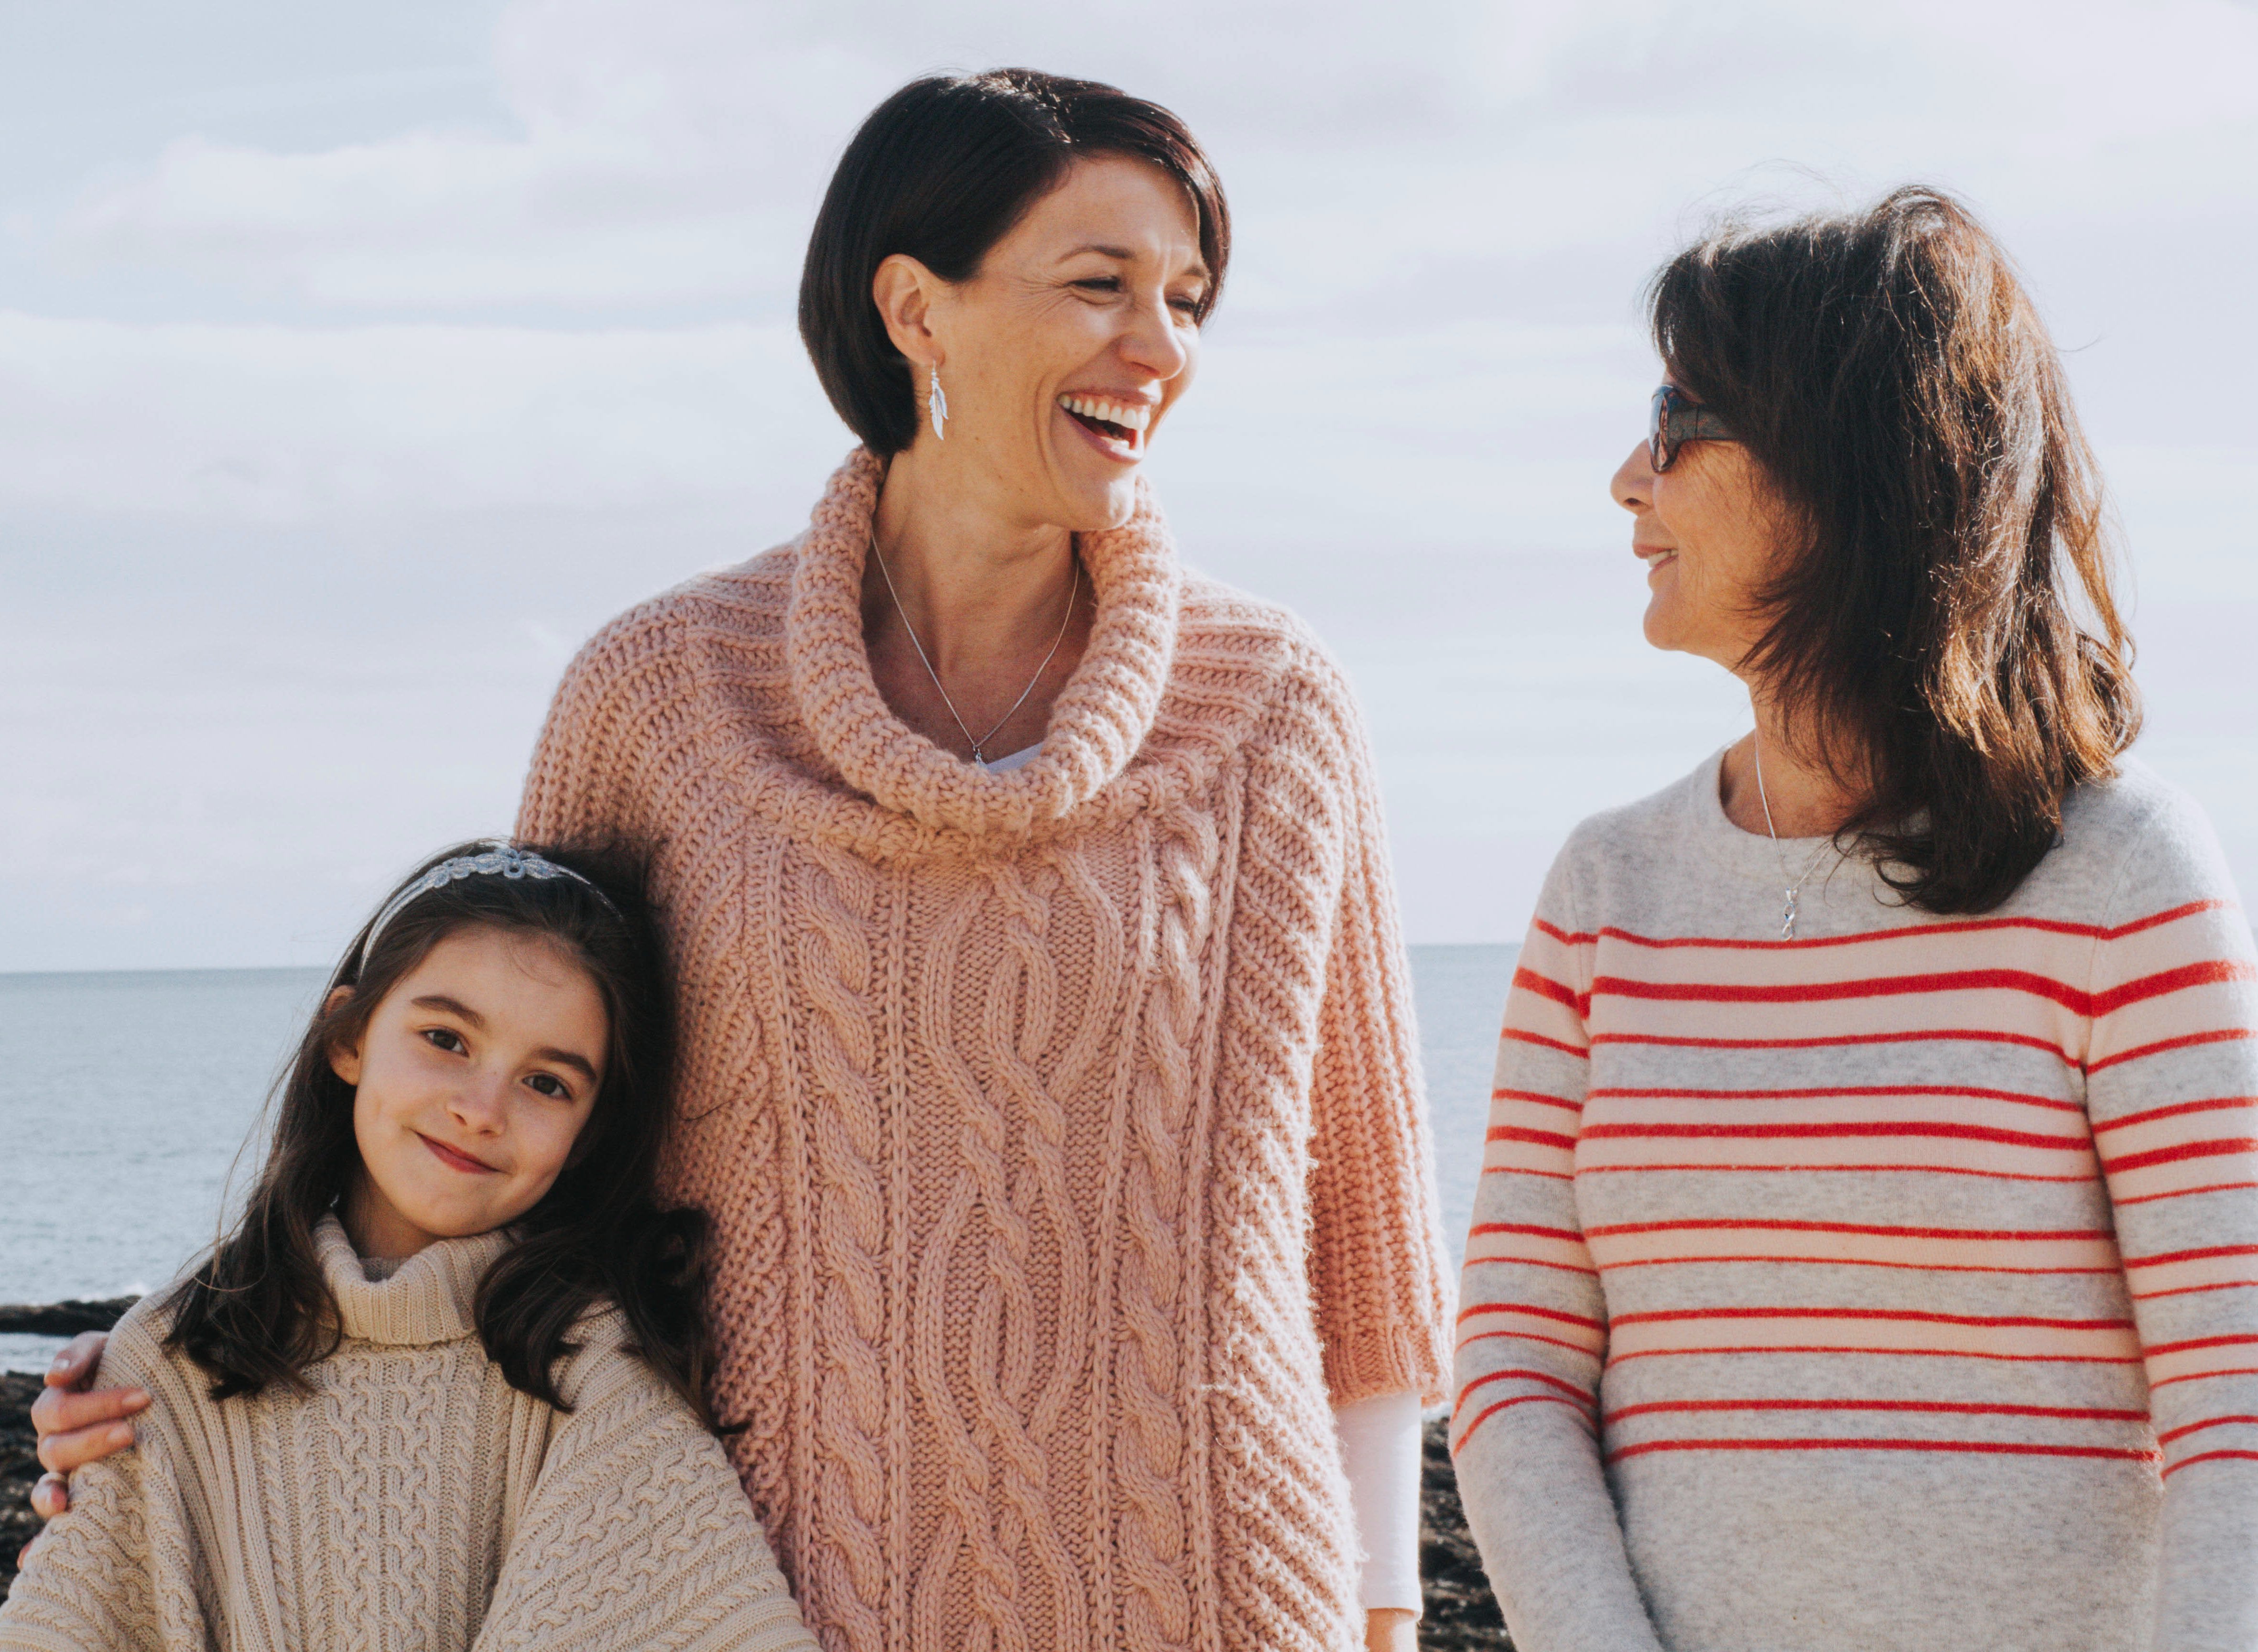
[1608,387,1797,676]
[892,153,1208,532]
[330,925,608,1261]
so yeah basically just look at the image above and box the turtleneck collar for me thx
[784,448,1183,839]
[315,1214,511,1348]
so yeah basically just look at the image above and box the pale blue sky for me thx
[5,0,2255,969]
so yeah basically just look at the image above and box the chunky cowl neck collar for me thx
[783,448,1183,840]
[314,1214,510,1348]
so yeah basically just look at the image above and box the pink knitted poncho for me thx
[516,451,1454,1652]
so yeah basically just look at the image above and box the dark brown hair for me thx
[799,67,1230,455]
[164,839,719,1420]
[1651,185,2140,913]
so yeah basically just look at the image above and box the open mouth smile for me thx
[1057,392,1151,462]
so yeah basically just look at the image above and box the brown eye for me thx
[423,1027,466,1054]
[525,1072,572,1101]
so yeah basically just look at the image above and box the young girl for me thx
[1,841,819,1652]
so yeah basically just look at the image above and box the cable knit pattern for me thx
[0,1220,821,1652]
[512,449,1455,1652]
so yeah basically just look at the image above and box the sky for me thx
[5,0,2256,970]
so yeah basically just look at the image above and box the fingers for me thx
[30,1471,71,1522]
[34,1416,142,1477]
[30,1382,148,1443]
[42,1331,109,1392]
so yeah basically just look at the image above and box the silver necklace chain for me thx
[868,533,1080,767]
[1751,726,1837,941]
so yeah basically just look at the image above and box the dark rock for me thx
[2,1296,134,1597]
[3,1369,43,1598]
[0,1298,141,1337]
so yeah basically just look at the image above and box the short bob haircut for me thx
[799,68,1230,456]
[1652,185,2140,914]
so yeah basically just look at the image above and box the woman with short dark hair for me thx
[1451,188,2258,1650]
[38,67,1452,1652]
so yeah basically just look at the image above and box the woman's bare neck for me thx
[860,450,1092,761]
[1716,696,1867,839]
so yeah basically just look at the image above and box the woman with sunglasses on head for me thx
[33,69,1453,1652]
[1451,187,2258,1651]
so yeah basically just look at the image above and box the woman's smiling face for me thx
[1609,386,1799,676]
[888,153,1209,531]
[330,925,608,1260]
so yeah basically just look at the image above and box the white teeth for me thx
[1058,393,1151,434]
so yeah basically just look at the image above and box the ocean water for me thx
[0,947,1514,1372]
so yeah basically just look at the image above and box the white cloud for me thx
[6,0,2256,966]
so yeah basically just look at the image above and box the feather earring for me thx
[928,363,948,442]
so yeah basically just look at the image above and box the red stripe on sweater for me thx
[2151,1367,2258,1391]
[1587,1218,2109,1242]
[1451,1394,1596,1455]
[1455,1366,1596,1409]
[2161,1450,2258,1478]
[1581,1121,2090,1150]
[2092,1096,2257,1136]
[2113,1179,2258,1207]
[1592,1028,2074,1061]
[2089,1028,2256,1075]
[1471,1222,1585,1241]
[2099,1138,2258,1176]
[1608,1306,2131,1332]
[1513,966,1587,1016]
[1590,1083,2081,1113]
[1487,1125,1578,1151]
[1571,1162,2097,1182]
[1605,1344,2140,1368]
[1604,1397,2148,1425]
[1493,1087,1583,1113]
[2121,1242,2258,1270]
[1499,1028,1591,1059]
[1456,1301,1605,1329]
[2154,1414,2258,1445]
[1606,1437,2160,1466]
[1532,900,2228,952]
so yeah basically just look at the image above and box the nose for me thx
[1610,440,1654,515]
[447,1072,510,1135]
[1118,292,1191,383]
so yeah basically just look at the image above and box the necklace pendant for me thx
[1781,888,1799,941]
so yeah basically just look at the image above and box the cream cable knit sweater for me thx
[513,449,1455,1652]
[0,1219,820,1652]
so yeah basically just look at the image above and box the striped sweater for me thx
[1449,750,2258,1652]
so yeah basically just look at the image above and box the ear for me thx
[871,252,947,372]
[324,985,364,1087]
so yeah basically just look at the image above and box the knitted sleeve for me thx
[0,1319,207,1652]
[2082,790,2258,1649]
[515,603,672,849]
[471,1335,820,1652]
[1448,846,1668,1652]
[1301,657,1455,1407]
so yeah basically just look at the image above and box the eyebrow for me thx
[411,995,599,1083]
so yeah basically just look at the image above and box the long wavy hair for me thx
[163,839,718,1420]
[1651,185,2141,913]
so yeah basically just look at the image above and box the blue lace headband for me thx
[364,841,621,949]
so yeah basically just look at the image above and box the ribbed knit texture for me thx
[0,1219,821,1652]
[1451,749,2258,1651]
[513,449,1455,1652]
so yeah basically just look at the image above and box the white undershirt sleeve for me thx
[1332,1388,1424,1615]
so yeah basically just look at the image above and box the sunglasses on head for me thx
[1649,384,1736,472]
